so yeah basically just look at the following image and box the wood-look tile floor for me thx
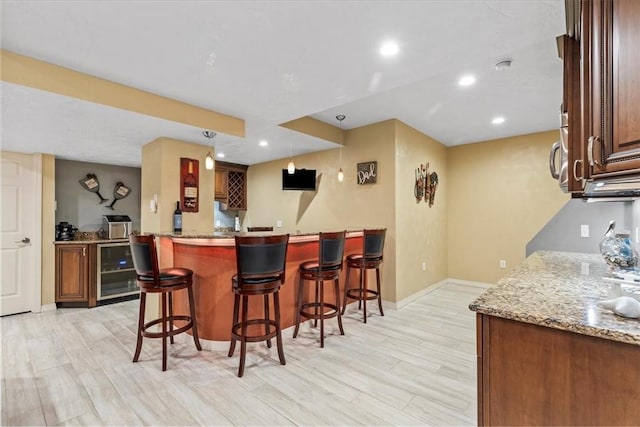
[1,282,486,426]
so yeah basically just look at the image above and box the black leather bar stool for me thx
[341,228,386,323]
[228,234,289,377]
[129,234,201,371]
[293,231,346,348]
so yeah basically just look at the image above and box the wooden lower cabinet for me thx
[477,314,640,426]
[55,244,96,307]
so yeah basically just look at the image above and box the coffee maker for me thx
[55,221,77,241]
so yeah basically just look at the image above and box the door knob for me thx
[15,237,30,244]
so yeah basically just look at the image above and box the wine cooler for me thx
[97,242,138,302]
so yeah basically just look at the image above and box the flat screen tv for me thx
[282,169,316,191]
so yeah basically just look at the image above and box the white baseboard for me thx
[446,278,494,289]
[40,303,57,312]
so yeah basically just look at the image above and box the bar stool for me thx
[341,228,386,323]
[293,231,346,348]
[129,234,201,371]
[228,234,289,377]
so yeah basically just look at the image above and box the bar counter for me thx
[158,230,365,341]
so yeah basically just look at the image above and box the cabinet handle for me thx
[82,247,86,257]
[587,136,600,167]
[573,159,583,182]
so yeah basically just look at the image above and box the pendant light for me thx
[287,143,295,174]
[336,114,346,182]
[203,131,216,170]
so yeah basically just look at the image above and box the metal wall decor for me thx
[106,181,131,210]
[79,173,109,204]
[415,163,439,207]
[357,161,377,185]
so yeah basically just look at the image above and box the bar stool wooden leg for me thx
[264,295,272,348]
[274,291,286,366]
[161,292,168,372]
[319,280,325,348]
[335,278,344,335]
[292,275,304,338]
[342,264,351,315]
[133,292,146,362]
[361,266,367,324]
[187,285,202,350]
[376,267,384,316]
[228,293,240,357]
[314,281,319,327]
[238,295,249,377]
[168,292,174,345]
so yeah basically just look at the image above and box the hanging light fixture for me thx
[203,131,216,170]
[287,143,295,174]
[336,114,346,182]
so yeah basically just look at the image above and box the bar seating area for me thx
[228,234,290,377]
[145,229,387,376]
[342,229,387,323]
[129,234,202,371]
[293,230,346,348]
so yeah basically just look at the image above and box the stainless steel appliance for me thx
[97,242,138,302]
[102,215,132,239]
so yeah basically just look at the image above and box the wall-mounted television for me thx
[282,169,316,191]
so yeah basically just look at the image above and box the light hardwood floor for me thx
[1,282,486,426]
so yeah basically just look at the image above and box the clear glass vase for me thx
[600,222,638,270]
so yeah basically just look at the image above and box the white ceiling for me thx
[0,0,565,167]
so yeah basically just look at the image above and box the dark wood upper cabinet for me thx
[584,0,640,178]
[214,161,248,210]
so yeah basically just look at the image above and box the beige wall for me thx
[141,137,215,234]
[447,130,569,284]
[394,121,449,302]
[247,120,399,301]
[41,154,56,306]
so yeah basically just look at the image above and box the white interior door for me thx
[1,151,40,316]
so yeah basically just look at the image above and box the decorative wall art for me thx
[414,163,439,207]
[79,173,109,204]
[180,157,199,212]
[357,161,377,185]
[106,181,131,210]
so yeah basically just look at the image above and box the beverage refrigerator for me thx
[97,242,138,302]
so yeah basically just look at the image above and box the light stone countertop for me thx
[469,251,640,346]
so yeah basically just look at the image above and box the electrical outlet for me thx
[276,220,283,228]
[580,224,590,238]
[421,262,426,271]
[499,260,507,268]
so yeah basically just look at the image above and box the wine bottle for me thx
[234,214,241,232]
[183,161,198,209]
[173,201,183,233]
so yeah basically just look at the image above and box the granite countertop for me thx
[158,228,366,239]
[54,238,129,244]
[469,251,640,346]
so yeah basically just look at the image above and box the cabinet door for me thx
[563,35,585,192]
[214,167,228,200]
[55,244,89,302]
[587,0,640,177]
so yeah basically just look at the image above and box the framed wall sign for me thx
[357,161,377,185]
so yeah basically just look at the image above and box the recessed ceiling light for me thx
[217,152,225,158]
[259,140,268,147]
[492,116,505,125]
[458,75,476,86]
[380,41,399,57]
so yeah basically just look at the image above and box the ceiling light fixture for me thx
[492,116,505,125]
[380,41,399,57]
[203,131,216,170]
[217,153,225,158]
[336,114,346,182]
[495,58,513,71]
[458,75,476,86]
[287,143,295,174]
[259,140,268,147]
